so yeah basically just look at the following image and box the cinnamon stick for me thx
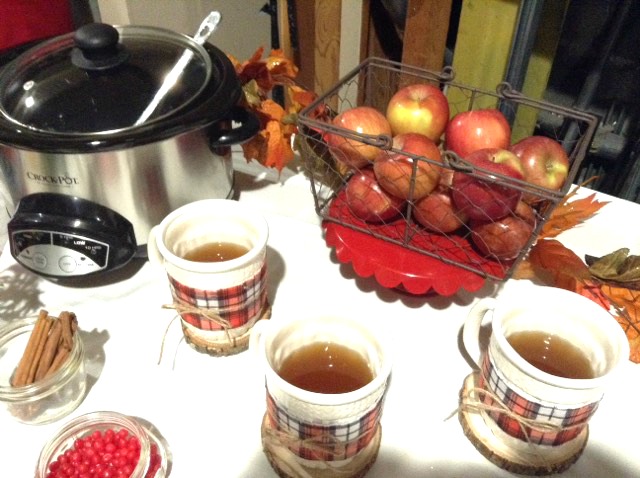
[11,310,49,387]
[60,311,74,350]
[44,346,70,378]
[35,319,62,381]
[12,310,79,387]
[26,315,53,385]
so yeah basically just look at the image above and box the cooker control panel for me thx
[11,230,109,276]
[7,193,137,277]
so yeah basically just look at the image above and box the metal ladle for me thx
[135,11,221,126]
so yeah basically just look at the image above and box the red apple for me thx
[445,108,511,158]
[470,216,534,261]
[470,199,536,261]
[373,133,442,200]
[344,168,405,223]
[509,135,570,203]
[386,83,450,142]
[325,106,392,169]
[413,189,468,233]
[451,148,524,221]
[513,200,537,226]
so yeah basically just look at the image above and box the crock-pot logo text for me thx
[26,171,79,186]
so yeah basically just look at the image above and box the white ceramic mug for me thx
[148,199,269,354]
[462,285,629,448]
[250,315,392,470]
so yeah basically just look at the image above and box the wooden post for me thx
[401,0,453,72]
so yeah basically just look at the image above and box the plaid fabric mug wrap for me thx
[478,353,600,446]
[147,199,269,352]
[168,263,267,330]
[462,285,629,455]
[251,315,392,468]
[265,388,385,461]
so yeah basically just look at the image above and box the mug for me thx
[148,199,269,356]
[250,316,392,477]
[461,285,629,472]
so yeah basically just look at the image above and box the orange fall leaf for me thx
[539,192,609,239]
[600,284,640,363]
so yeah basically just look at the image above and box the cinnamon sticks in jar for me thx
[11,310,78,387]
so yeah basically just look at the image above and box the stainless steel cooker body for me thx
[0,127,234,247]
[0,22,260,277]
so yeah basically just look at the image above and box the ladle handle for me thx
[193,11,222,45]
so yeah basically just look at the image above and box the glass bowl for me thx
[0,316,86,425]
[35,411,169,478]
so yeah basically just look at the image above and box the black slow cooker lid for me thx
[0,23,212,134]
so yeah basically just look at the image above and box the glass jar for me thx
[0,316,86,425]
[35,410,169,477]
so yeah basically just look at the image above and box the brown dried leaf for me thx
[588,248,640,286]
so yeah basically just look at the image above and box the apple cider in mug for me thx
[507,330,595,380]
[181,241,249,263]
[277,342,374,394]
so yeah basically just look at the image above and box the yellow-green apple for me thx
[344,168,405,223]
[413,188,468,233]
[445,108,511,158]
[386,83,450,142]
[373,132,442,201]
[451,148,524,221]
[509,135,570,203]
[470,200,536,260]
[325,106,392,169]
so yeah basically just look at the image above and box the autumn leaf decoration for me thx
[227,47,318,171]
[514,184,640,363]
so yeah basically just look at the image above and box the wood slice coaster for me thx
[181,302,271,356]
[261,413,381,478]
[458,372,588,476]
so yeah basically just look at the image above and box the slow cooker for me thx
[0,21,259,278]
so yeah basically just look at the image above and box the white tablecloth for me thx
[1,156,638,477]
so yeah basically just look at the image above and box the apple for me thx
[386,83,450,142]
[510,135,570,203]
[513,199,537,226]
[470,199,536,261]
[373,133,442,201]
[470,215,534,261]
[344,168,405,223]
[325,106,392,169]
[413,189,468,233]
[451,148,524,221]
[445,108,511,158]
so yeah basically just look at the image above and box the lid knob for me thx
[71,23,129,71]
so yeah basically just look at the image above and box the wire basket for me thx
[297,57,598,294]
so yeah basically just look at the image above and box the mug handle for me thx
[248,319,271,358]
[462,298,499,368]
[146,225,164,266]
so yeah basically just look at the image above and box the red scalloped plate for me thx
[323,191,508,296]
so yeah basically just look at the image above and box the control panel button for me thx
[58,256,77,273]
[32,253,47,269]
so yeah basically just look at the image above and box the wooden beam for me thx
[312,0,342,97]
[401,0,452,72]
[448,0,519,112]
